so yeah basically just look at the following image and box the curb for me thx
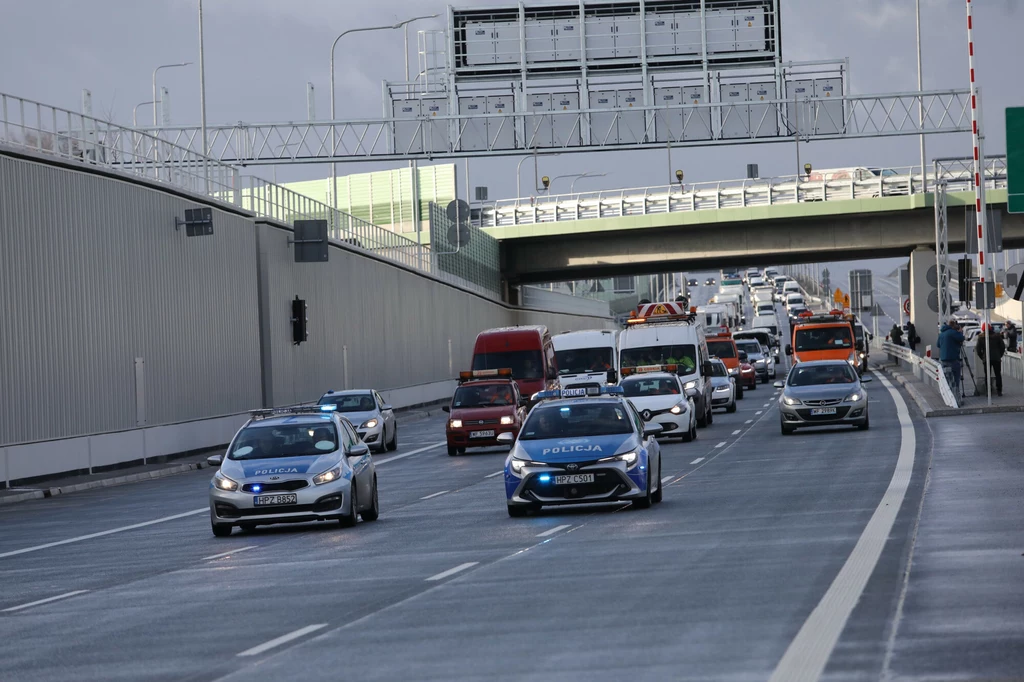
[873,362,1024,418]
[0,461,209,507]
[873,362,935,417]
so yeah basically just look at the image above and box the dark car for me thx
[687,278,698,286]
[705,277,716,285]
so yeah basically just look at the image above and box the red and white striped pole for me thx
[967,0,993,404]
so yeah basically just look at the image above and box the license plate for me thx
[554,473,595,485]
[810,407,837,416]
[470,430,495,439]
[254,494,297,506]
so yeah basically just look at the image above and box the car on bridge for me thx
[318,389,397,453]
[443,369,525,457]
[775,360,872,434]
[619,365,697,442]
[705,277,716,285]
[207,406,378,536]
[687,278,699,286]
[500,386,663,516]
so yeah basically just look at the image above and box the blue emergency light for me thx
[320,404,338,412]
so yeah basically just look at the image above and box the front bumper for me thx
[779,401,868,427]
[356,421,383,445]
[648,410,689,436]
[447,424,518,449]
[505,461,646,508]
[711,388,733,406]
[209,476,352,526]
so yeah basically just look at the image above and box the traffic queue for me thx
[206,268,877,530]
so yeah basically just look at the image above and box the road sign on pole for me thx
[1008,107,1024,214]
[833,288,843,304]
[903,298,911,316]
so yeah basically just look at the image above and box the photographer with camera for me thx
[938,318,966,400]
[976,324,1005,397]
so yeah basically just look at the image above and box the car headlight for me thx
[598,450,639,469]
[500,415,514,425]
[847,354,858,366]
[313,466,342,485]
[214,472,238,491]
[845,392,865,403]
[858,352,866,359]
[782,395,802,406]
[670,403,686,414]
[449,419,463,428]
[683,380,698,391]
[728,367,739,376]
[361,418,379,429]
[756,358,767,366]
[510,456,543,476]
[714,385,731,393]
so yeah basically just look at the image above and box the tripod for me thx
[960,346,977,401]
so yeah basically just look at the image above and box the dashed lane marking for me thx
[426,562,479,582]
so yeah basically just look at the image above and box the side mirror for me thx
[703,361,713,376]
[860,376,873,383]
[738,351,748,361]
[785,344,793,355]
[518,396,530,408]
[348,443,370,458]
[643,422,664,438]
[855,341,864,351]
[496,432,515,444]
[442,405,451,413]
[868,333,875,341]
[773,380,785,388]
[606,369,618,384]
[381,404,393,411]
[206,454,223,467]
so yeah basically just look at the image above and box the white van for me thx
[552,330,619,390]
[715,293,745,324]
[698,305,728,329]
[751,313,780,338]
[755,300,775,317]
[752,286,775,304]
[785,292,805,309]
[783,280,801,295]
[619,305,715,428]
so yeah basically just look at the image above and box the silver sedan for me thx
[775,360,872,434]
[318,389,397,453]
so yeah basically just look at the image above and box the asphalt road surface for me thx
[1,283,1016,681]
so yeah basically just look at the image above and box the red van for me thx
[470,326,558,398]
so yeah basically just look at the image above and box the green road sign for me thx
[1009,107,1024,214]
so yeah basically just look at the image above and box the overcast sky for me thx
[1,0,1020,196]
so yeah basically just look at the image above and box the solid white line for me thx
[485,470,504,478]
[0,508,207,560]
[374,441,446,465]
[536,524,571,538]
[201,545,258,562]
[2,590,89,613]
[755,411,763,415]
[237,624,328,657]
[769,372,915,682]
[745,420,754,424]
[426,562,479,582]
[420,490,449,500]
[661,476,672,483]
[715,442,726,448]
[732,429,741,435]
[690,457,705,464]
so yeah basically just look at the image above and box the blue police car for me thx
[498,386,663,517]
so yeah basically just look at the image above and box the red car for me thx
[443,369,525,456]
[737,353,758,391]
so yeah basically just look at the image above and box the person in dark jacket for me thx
[1006,322,1018,353]
[937,319,965,399]
[906,321,918,352]
[976,325,1006,396]
[889,323,904,346]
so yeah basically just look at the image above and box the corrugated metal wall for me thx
[0,152,262,446]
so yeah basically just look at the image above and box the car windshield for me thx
[709,362,729,378]
[228,423,339,460]
[736,341,761,356]
[318,393,375,412]
[555,347,613,375]
[520,402,634,440]
[452,383,515,408]
[621,376,681,397]
[473,350,543,380]
[788,364,858,386]
[707,340,737,359]
[737,332,771,346]
[794,326,853,351]
[620,344,697,375]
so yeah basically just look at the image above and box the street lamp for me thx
[803,163,813,178]
[570,172,607,193]
[330,15,439,215]
[133,101,156,128]
[272,143,299,184]
[675,169,684,191]
[152,62,192,126]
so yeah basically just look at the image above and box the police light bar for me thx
[250,405,331,419]
[458,368,513,382]
[532,386,625,400]
[621,364,678,376]
[320,404,338,412]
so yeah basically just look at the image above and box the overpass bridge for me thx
[478,159,1016,283]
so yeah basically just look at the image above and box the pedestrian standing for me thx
[976,324,1006,396]
[890,323,904,346]
[1006,322,1018,354]
[906,321,918,352]
[938,319,965,400]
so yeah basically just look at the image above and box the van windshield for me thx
[794,326,853,351]
[473,351,543,380]
[555,347,613,375]
[707,340,737,359]
[620,345,697,375]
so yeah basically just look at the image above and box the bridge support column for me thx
[909,246,939,353]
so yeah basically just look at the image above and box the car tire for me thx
[707,405,714,425]
[726,401,737,413]
[749,381,757,391]
[652,476,664,504]
[781,422,796,435]
[858,415,870,431]
[211,522,233,537]
[386,424,398,451]
[761,375,769,384]
[696,404,708,428]
[682,422,693,442]
[447,446,458,457]
[507,504,529,518]
[632,475,653,509]
[339,487,358,528]
[361,476,380,521]
[737,385,744,400]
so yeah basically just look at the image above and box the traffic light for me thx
[291,296,308,345]
[957,257,973,303]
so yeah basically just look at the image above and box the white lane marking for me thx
[763,403,770,407]
[420,490,449,500]
[426,562,479,582]
[715,442,726,448]
[485,471,504,478]
[745,420,754,424]
[732,429,741,435]
[2,590,89,613]
[755,411,763,415]
[0,508,207,560]
[536,524,571,538]
[690,457,705,465]
[769,372,915,682]
[661,476,673,483]
[201,545,258,562]
[237,624,328,657]
[375,441,446,465]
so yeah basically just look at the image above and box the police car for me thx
[619,365,698,442]
[499,386,663,517]
[207,405,378,536]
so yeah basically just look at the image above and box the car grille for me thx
[522,471,625,499]
[796,406,851,421]
[214,496,344,518]
[462,418,500,426]
[801,398,843,407]
[242,480,308,493]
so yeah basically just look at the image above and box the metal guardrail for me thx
[881,341,959,408]
[476,158,1008,227]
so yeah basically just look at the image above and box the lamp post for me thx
[152,62,192,126]
[133,101,156,128]
[570,172,607,193]
[915,0,926,192]
[272,143,299,184]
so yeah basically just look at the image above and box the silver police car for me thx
[207,406,378,536]
[775,360,872,434]
[318,389,397,453]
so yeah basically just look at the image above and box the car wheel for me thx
[652,475,664,504]
[696,404,708,428]
[761,375,769,384]
[682,422,693,442]
[781,422,796,435]
[726,400,737,413]
[858,415,870,431]
[447,446,458,456]
[632,474,653,509]
[507,504,529,518]
[707,405,714,425]
[361,476,380,521]
[737,385,744,400]
[211,522,233,537]
[239,523,257,533]
[339,487,358,528]
[386,424,398,451]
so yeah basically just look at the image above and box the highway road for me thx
[0,280,1016,681]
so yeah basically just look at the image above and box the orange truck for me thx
[785,311,858,370]
[705,326,748,399]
